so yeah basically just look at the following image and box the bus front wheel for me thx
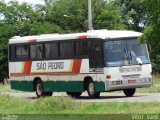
[87,81,100,98]
[123,88,136,97]
[66,92,82,98]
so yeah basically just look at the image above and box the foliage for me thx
[117,0,146,32]
[95,1,126,30]
[0,0,159,78]
[0,0,127,79]
[141,0,160,73]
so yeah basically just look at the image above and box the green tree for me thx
[117,0,146,31]
[0,0,132,80]
[95,1,126,30]
[141,0,160,73]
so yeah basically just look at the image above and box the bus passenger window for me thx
[16,46,22,59]
[76,41,89,57]
[9,45,15,61]
[51,43,59,58]
[30,44,43,60]
[30,45,36,59]
[15,45,29,60]
[36,44,43,59]
[21,45,29,59]
[60,43,67,58]
[66,42,74,57]
[45,44,51,59]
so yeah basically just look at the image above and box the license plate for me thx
[128,80,136,83]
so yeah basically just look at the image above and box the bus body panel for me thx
[9,29,152,94]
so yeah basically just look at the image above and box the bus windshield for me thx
[104,39,150,67]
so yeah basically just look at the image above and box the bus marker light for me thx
[78,35,88,39]
[106,75,111,79]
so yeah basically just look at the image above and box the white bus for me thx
[9,29,152,98]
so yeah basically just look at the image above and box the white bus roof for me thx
[9,29,142,44]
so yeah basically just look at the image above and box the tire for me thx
[123,88,136,97]
[35,80,45,97]
[66,92,82,98]
[35,80,53,97]
[87,81,100,98]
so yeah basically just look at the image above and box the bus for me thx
[9,29,152,98]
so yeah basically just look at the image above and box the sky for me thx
[4,0,45,5]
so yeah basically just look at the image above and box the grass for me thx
[0,76,160,119]
[0,84,15,93]
[0,95,160,114]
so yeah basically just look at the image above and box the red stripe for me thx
[72,59,82,73]
[10,72,79,76]
[23,61,32,74]
[28,39,37,43]
[78,35,87,39]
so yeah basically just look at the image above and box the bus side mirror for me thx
[136,58,142,65]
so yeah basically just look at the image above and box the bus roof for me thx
[9,29,142,44]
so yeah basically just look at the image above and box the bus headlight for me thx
[141,78,151,83]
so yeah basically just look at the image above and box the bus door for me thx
[90,40,104,79]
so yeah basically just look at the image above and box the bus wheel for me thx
[123,88,136,97]
[35,80,45,98]
[87,81,100,98]
[66,92,82,98]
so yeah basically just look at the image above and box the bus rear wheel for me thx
[35,80,52,97]
[87,81,100,98]
[66,92,82,98]
[123,88,136,97]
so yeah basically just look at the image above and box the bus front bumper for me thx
[104,77,152,91]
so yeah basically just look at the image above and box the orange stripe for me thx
[23,61,32,74]
[72,59,82,73]
[10,72,78,76]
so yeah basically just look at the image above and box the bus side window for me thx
[45,43,51,59]
[30,45,36,59]
[76,41,89,57]
[15,45,29,60]
[66,42,74,57]
[30,44,43,60]
[15,45,21,59]
[21,45,29,59]
[36,44,43,59]
[60,42,67,58]
[51,43,59,58]
[9,45,15,61]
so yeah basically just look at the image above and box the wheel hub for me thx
[88,83,94,95]
[37,84,42,95]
